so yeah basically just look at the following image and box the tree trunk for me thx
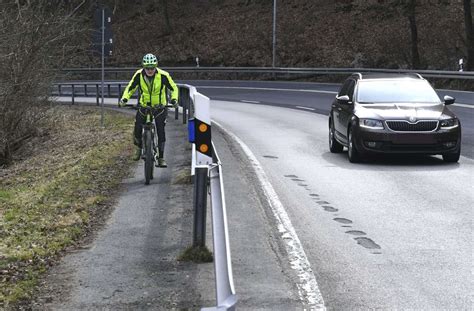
[464,0,474,71]
[407,0,421,69]
[160,0,172,34]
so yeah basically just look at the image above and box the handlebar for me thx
[119,102,176,109]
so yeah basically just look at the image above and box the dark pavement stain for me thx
[291,178,305,182]
[298,184,308,187]
[341,225,352,228]
[333,218,352,224]
[284,175,298,178]
[263,155,278,159]
[309,194,319,197]
[322,206,338,212]
[316,201,330,205]
[345,230,366,236]
[354,237,381,249]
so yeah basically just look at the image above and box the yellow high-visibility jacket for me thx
[121,68,178,107]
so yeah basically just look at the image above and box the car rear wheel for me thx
[329,119,343,153]
[348,127,362,163]
[442,147,461,163]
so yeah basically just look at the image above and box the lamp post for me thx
[272,0,277,68]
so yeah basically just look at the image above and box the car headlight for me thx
[359,119,384,129]
[439,118,459,129]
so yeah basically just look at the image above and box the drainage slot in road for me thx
[345,230,366,236]
[354,237,381,249]
[284,175,298,178]
[309,194,319,197]
[316,201,330,205]
[291,178,305,182]
[333,218,352,224]
[263,155,279,159]
[322,206,338,212]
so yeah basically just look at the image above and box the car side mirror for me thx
[443,95,455,105]
[336,95,351,104]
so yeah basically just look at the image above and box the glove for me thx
[119,98,128,107]
[171,99,178,109]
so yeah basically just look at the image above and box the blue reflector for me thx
[188,118,195,143]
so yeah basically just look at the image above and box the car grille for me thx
[386,120,438,132]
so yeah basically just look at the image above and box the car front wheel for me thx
[329,119,343,153]
[442,146,461,163]
[348,127,362,163]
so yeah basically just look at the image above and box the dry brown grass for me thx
[0,106,135,308]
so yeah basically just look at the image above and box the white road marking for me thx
[213,120,326,310]
[296,106,316,111]
[198,85,338,94]
[452,103,474,108]
[241,100,261,104]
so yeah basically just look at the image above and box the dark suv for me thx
[328,73,461,163]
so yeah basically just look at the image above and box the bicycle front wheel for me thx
[144,130,153,185]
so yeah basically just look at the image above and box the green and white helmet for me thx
[142,53,158,68]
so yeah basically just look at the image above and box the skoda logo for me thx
[409,116,417,123]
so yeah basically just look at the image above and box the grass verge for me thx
[0,106,135,308]
[178,245,213,263]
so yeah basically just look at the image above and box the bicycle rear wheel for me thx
[144,130,153,185]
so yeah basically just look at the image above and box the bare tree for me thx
[159,0,172,34]
[406,0,421,69]
[464,0,473,70]
[0,1,87,165]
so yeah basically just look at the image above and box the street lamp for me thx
[272,0,276,68]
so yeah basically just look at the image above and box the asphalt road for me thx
[210,100,473,310]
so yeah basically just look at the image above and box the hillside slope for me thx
[103,0,470,70]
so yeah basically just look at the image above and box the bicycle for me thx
[141,103,174,185]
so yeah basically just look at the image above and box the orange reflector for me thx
[199,144,209,153]
[199,123,208,132]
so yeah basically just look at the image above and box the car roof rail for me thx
[351,72,363,80]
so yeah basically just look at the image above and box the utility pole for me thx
[93,7,112,127]
[272,0,277,68]
[101,8,105,127]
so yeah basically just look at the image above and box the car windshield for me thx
[356,79,441,103]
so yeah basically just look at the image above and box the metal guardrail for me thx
[202,142,237,311]
[51,81,193,124]
[179,85,237,311]
[61,66,474,80]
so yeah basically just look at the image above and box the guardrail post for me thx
[71,84,75,105]
[96,84,99,106]
[58,84,62,96]
[193,167,208,247]
[176,87,183,120]
[107,84,111,97]
[183,90,188,124]
[192,90,212,247]
[84,84,88,96]
[175,102,179,120]
[118,84,122,104]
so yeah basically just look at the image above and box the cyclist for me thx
[119,53,179,167]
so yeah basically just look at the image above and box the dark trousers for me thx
[134,107,167,151]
